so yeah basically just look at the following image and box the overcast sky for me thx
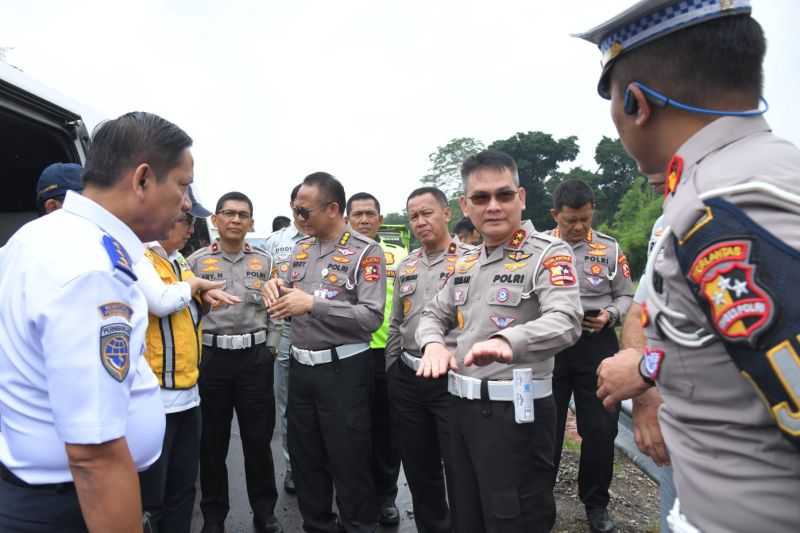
[2,0,798,232]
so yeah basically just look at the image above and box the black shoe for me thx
[587,507,616,533]
[253,515,283,533]
[378,502,400,526]
[200,522,225,533]
[283,470,296,495]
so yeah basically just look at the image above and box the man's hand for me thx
[596,347,650,411]
[202,288,241,309]
[188,277,225,295]
[261,278,286,307]
[463,338,513,367]
[268,287,313,319]
[582,309,610,333]
[632,388,670,466]
[417,342,457,379]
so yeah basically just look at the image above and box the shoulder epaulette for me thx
[530,231,559,245]
[102,235,137,282]
[592,229,618,244]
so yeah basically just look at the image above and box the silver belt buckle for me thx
[231,335,244,350]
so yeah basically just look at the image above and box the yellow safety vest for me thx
[144,249,202,389]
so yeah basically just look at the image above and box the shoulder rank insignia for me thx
[339,231,351,246]
[102,235,137,282]
[665,154,683,197]
[100,322,132,382]
[509,229,527,249]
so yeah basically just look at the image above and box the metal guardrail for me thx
[615,399,662,483]
[569,397,662,484]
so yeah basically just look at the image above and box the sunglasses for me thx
[467,188,519,206]
[293,202,333,221]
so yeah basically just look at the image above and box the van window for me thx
[0,107,81,245]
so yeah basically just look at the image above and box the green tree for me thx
[488,132,579,231]
[591,137,639,227]
[421,137,485,198]
[606,176,662,279]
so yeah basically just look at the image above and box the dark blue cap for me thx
[188,186,212,218]
[37,163,83,206]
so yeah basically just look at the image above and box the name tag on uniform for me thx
[513,368,535,424]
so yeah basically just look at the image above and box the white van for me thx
[0,61,91,245]
[0,62,210,249]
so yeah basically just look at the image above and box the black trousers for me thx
[449,395,556,533]
[369,348,401,506]
[552,328,620,510]
[140,405,201,533]
[0,472,86,533]
[387,360,452,533]
[288,349,377,533]
[199,343,278,525]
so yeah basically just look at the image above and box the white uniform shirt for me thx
[135,243,201,414]
[0,191,164,484]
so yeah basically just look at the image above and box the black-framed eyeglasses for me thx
[467,188,519,206]
[293,202,333,221]
[217,209,252,221]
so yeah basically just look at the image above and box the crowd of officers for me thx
[2,1,800,533]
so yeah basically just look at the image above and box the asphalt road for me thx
[190,415,418,533]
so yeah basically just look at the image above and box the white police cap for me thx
[574,0,752,98]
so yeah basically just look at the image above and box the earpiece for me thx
[624,81,768,118]
[623,87,638,115]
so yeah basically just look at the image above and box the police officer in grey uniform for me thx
[547,179,634,533]
[0,112,191,532]
[188,191,282,533]
[263,172,386,533]
[262,183,305,495]
[417,150,583,533]
[386,186,474,533]
[579,1,800,530]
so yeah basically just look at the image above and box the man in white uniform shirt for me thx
[0,111,194,533]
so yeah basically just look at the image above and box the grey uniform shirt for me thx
[263,225,306,354]
[187,241,273,334]
[633,215,665,304]
[386,239,476,369]
[417,220,583,381]
[645,116,800,532]
[549,229,634,325]
[282,225,386,350]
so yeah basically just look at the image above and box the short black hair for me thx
[346,192,381,216]
[453,217,476,235]
[290,183,302,204]
[83,111,192,188]
[552,179,595,211]
[407,186,448,208]
[608,15,766,106]
[302,172,346,215]
[215,191,254,216]
[272,216,291,231]
[460,149,519,189]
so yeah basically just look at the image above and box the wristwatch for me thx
[638,347,665,387]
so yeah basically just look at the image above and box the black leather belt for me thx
[0,462,74,492]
